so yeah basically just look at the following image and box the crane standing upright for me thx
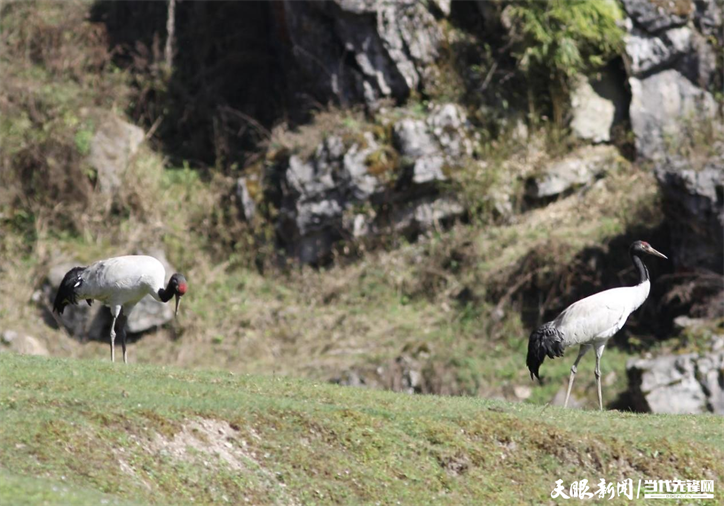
[53,255,187,363]
[527,241,667,410]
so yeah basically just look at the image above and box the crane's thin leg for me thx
[109,305,121,363]
[120,304,135,365]
[118,313,128,364]
[594,343,606,411]
[564,345,591,408]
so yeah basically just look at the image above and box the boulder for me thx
[3,332,49,357]
[624,23,716,87]
[629,69,717,160]
[394,118,439,158]
[621,0,720,161]
[427,103,474,158]
[393,104,472,186]
[624,24,692,77]
[273,105,475,263]
[620,0,693,32]
[694,0,722,36]
[277,0,441,107]
[627,351,724,414]
[525,145,618,199]
[235,177,257,222]
[393,118,445,185]
[89,113,145,195]
[384,354,424,394]
[391,195,464,237]
[430,0,451,17]
[550,387,583,409]
[570,70,628,144]
[276,133,384,263]
[654,155,724,271]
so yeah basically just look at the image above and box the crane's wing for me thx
[81,256,166,301]
[554,290,630,347]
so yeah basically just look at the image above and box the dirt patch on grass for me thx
[149,418,300,506]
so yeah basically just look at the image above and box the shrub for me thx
[506,0,624,124]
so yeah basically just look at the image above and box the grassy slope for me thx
[1,353,722,506]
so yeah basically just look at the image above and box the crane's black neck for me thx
[631,251,649,284]
[158,281,175,303]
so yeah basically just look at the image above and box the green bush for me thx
[506,0,625,124]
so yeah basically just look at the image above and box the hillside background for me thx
[1,0,722,428]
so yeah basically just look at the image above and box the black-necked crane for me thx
[53,255,187,363]
[527,241,667,410]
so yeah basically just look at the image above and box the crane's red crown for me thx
[178,282,187,295]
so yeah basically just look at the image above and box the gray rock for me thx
[278,0,441,107]
[624,25,692,77]
[674,315,709,331]
[235,177,257,222]
[394,104,473,163]
[7,334,49,357]
[344,212,376,239]
[694,0,722,36]
[1,330,18,344]
[430,0,451,17]
[712,335,724,352]
[341,133,383,201]
[89,114,144,195]
[394,118,438,159]
[411,155,446,185]
[621,0,693,32]
[391,195,464,236]
[629,69,717,160]
[272,107,476,263]
[385,354,424,394]
[287,154,336,199]
[276,134,386,263]
[295,198,343,237]
[624,23,716,87]
[333,369,367,387]
[654,155,724,271]
[550,387,583,409]
[427,103,474,158]
[526,145,618,199]
[570,70,627,143]
[513,385,532,400]
[628,351,724,414]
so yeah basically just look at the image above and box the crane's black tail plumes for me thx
[53,266,86,314]
[527,322,565,383]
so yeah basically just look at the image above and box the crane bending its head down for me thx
[526,241,667,410]
[52,255,188,363]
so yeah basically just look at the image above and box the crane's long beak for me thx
[649,246,668,259]
[174,294,181,316]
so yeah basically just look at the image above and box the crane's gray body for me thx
[76,255,167,310]
[552,279,650,347]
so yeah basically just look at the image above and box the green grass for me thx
[0,353,722,506]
